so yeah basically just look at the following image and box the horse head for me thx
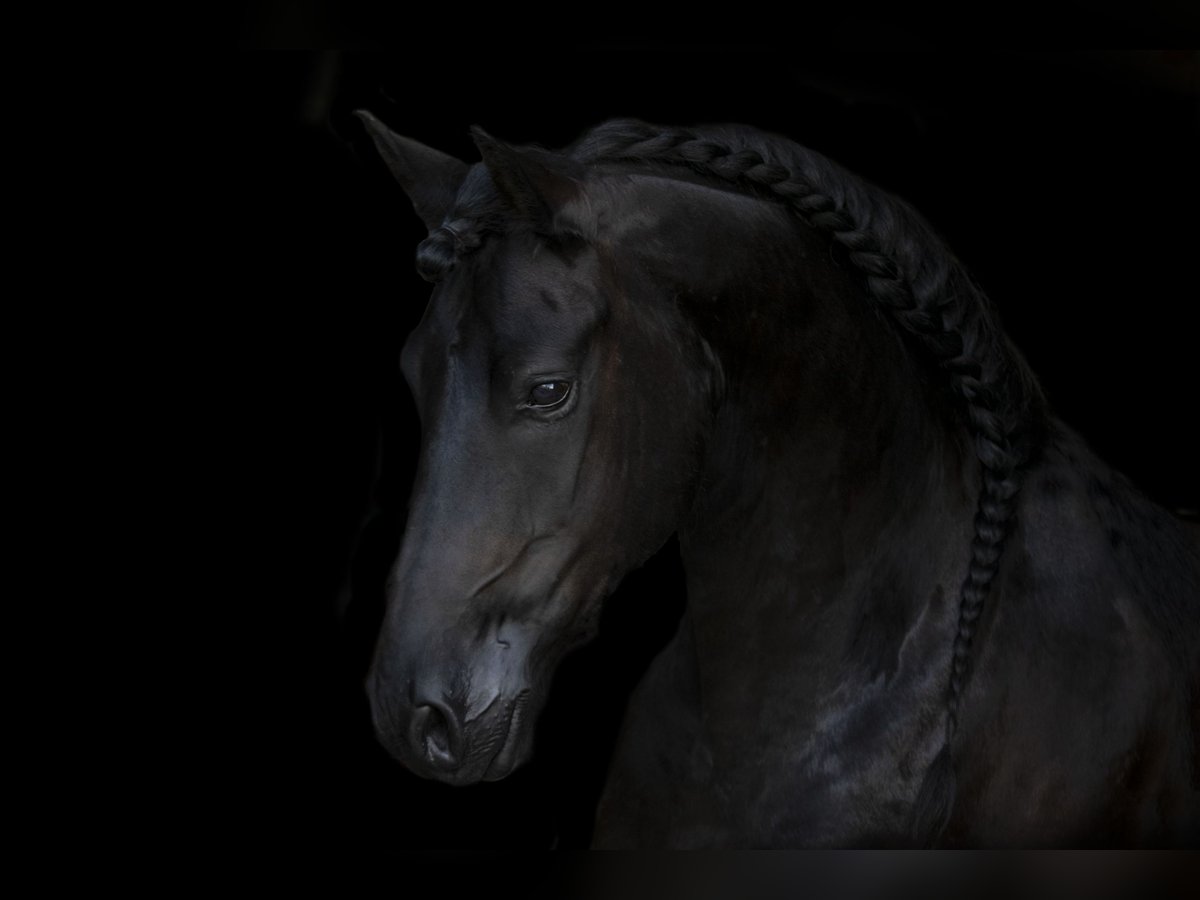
[358,113,716,784]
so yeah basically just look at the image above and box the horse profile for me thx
[355,111,1199,847]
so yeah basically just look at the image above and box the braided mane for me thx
[418,119,1048,841]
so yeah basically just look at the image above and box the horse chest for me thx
[593,612,942,847]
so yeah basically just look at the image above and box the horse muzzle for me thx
[368,664,536,785]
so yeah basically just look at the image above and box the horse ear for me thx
[470,126,584,232]
[355,110,469,230]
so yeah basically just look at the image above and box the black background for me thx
[221,45,1197,852]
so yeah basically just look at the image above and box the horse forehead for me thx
[472,238,604,332]
[412,235,609,365]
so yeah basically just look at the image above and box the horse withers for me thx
[355,112,1199,846]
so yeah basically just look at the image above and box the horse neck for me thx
[660,191,977,690]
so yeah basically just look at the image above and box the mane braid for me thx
[570,119,1048,844]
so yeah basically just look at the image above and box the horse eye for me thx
[527,381,572,409]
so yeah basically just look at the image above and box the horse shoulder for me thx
[953,423,1200,844]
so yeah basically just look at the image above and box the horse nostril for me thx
[424,706,450,754]
[411,703,459,769]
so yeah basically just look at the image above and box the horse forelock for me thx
[415,162,509,282]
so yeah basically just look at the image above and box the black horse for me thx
[356,112,1199,847]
